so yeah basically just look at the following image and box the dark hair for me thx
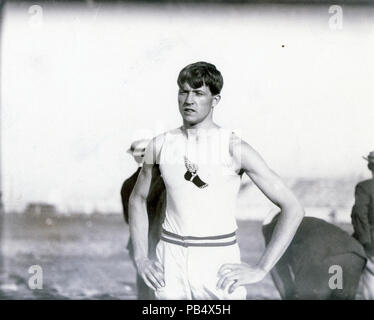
[177,61,223,95]
[368,163,374,171]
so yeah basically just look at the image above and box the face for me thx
[131,147,146,164]
[133,154,144,164]
[178,82,220,126]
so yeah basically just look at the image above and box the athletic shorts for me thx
[154,229,247,300]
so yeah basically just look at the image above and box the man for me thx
[121,139,166,299]
[351,151,374,299]
[128,61,304,300]
[263,213,366,299]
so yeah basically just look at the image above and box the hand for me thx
[216,263,267,294]
[136,258,165,291]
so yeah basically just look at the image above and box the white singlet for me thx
[154,126,247,300]
[159,126,241,236]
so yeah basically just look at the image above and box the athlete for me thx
[128,61,304,299]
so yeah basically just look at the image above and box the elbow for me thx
[291,202,305,221]
[279,198,305,220]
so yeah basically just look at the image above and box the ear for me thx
[212,94,221,108]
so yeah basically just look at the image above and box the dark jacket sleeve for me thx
[351,184,371,246]
[120,168,141,224]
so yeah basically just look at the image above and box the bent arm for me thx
[238,140,304,274]
[263,222,295,299]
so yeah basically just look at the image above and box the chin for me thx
[182,116,197,124]
[184,120,200,126]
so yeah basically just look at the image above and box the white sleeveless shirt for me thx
[158,126,242,237]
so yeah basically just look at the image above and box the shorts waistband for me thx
[160,228,237,248]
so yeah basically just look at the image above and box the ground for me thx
[0,213,353,300]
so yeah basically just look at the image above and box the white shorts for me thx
[154,229,247,300]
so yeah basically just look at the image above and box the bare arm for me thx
[217,137,304,293]
[263,221,295,299]
[128,136,165,290]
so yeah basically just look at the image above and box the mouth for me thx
[183,108,196,115]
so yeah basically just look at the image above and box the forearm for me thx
[257,203,304,273]
[129,192,166,290]
[128,194,149,265]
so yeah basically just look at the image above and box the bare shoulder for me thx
[229,133,267,171]
[229,132,256,152]
[143,128,184,165]
[143,133,167,165]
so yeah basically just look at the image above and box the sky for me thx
[1,2,373,213]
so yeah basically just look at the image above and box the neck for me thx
[371,171,374,179]
[182,115,217,131]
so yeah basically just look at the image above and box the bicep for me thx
[239,142,298,207]
[249,169,294,208]
[130,136,163,201]
[130,165,153,201]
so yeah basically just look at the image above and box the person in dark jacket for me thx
[351,151,374,299]
[263,213,366,300]
[121,139,166,299]
[352,151,374,256]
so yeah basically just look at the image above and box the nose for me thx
[184,92,194,105]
